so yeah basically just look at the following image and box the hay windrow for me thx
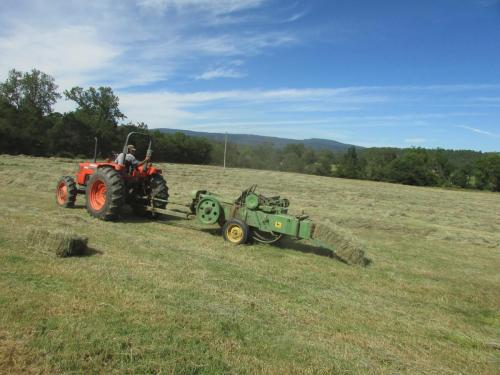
[311,222,368,266]
[26,228,88,258]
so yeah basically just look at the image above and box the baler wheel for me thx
[196,197,222,225]
[222,219,249,245]
[55,176,77,208]
[85,168,125,220]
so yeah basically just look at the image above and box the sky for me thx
[0,0,499,151]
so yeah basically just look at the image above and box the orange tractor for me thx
[55,132,169,220]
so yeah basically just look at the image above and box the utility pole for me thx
[223,132,228,169]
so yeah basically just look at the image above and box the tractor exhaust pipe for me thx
[93,137,98,163]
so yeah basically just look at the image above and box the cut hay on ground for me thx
[311,222,368,266]
[26,228,88,258]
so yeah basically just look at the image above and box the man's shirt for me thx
[115,153,139,166]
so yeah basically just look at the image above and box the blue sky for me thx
[1,0,499,151]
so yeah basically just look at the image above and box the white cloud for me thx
[457,125,500,138]
[115,86,486,130]
[0,25,121,88]
[283,10,308,22]
[196,68,246,80]
[186,32,298,57]
[137,0,267,15]
[0,0,298,89]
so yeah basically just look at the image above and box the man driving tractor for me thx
[115,144,149,168]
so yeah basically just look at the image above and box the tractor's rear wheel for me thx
[85,168,125,220]
[56,176,77,208]
[150,174,169,209]
[132,174,169,217]
[222,219,249,245]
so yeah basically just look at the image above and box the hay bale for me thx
[26,228,88,258]
[311,222,368,266]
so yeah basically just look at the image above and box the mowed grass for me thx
[0,154,499,374]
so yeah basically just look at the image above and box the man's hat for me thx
[127,144,136,152]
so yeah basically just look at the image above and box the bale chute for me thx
[311,223,368,266]
[191,186,369,266]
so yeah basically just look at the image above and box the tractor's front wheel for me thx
[85,168,125,220]
[56,176,77,207]
[222,219,249,245]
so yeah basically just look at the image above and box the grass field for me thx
[0,154,499,374]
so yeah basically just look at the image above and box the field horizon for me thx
[0,154,499,374]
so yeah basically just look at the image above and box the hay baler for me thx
[189,185,314,245]
[181,185,366,265]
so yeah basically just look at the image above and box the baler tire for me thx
[56,176,77,208]
[85,168,125,221]
[222,218,249,245]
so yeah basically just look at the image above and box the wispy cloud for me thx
[283,9,308,22]
[137,0,267,16]
[196,67,246,80]
[0,0,297,87]
[457,125,500,138]
[113,86,495,132]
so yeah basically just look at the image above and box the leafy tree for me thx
[430,148,453,185]
[305,150,335,176]
[450,164,473,188]
[0,69,61,116]
[387,148,437,186]
[64,86,125,126]
[474,154,500,192]
[0,70,22,108]
[64,86,126,155]
[336,147,363,179]
[47,113,94,157]
[362,148,398,181]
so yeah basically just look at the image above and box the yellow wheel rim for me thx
[226,224,244,243]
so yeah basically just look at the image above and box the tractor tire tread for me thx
[85,167,125,221]
[56,176,78,208]
[150,174,169,209]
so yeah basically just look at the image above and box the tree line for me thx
[1,68,499,191]
[0,69,212,164]
[335,146,500,192]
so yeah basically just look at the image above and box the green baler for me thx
[146,185,367,265]
[190,185,315,245]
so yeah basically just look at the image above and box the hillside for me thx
[157,128,360,152]
[0,155,499,374]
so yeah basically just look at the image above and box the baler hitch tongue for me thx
[309,222,369,266]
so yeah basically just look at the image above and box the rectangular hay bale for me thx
[26,228,88,258]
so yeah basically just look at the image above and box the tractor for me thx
[55,132,169,220]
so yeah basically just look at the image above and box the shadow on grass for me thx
[196,227,372,266]
[198,227,223,236]
[78,246,103,257]
[275,237,350,263]
[116,212,189,224]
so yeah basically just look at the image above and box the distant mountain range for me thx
[157,128,361,152]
